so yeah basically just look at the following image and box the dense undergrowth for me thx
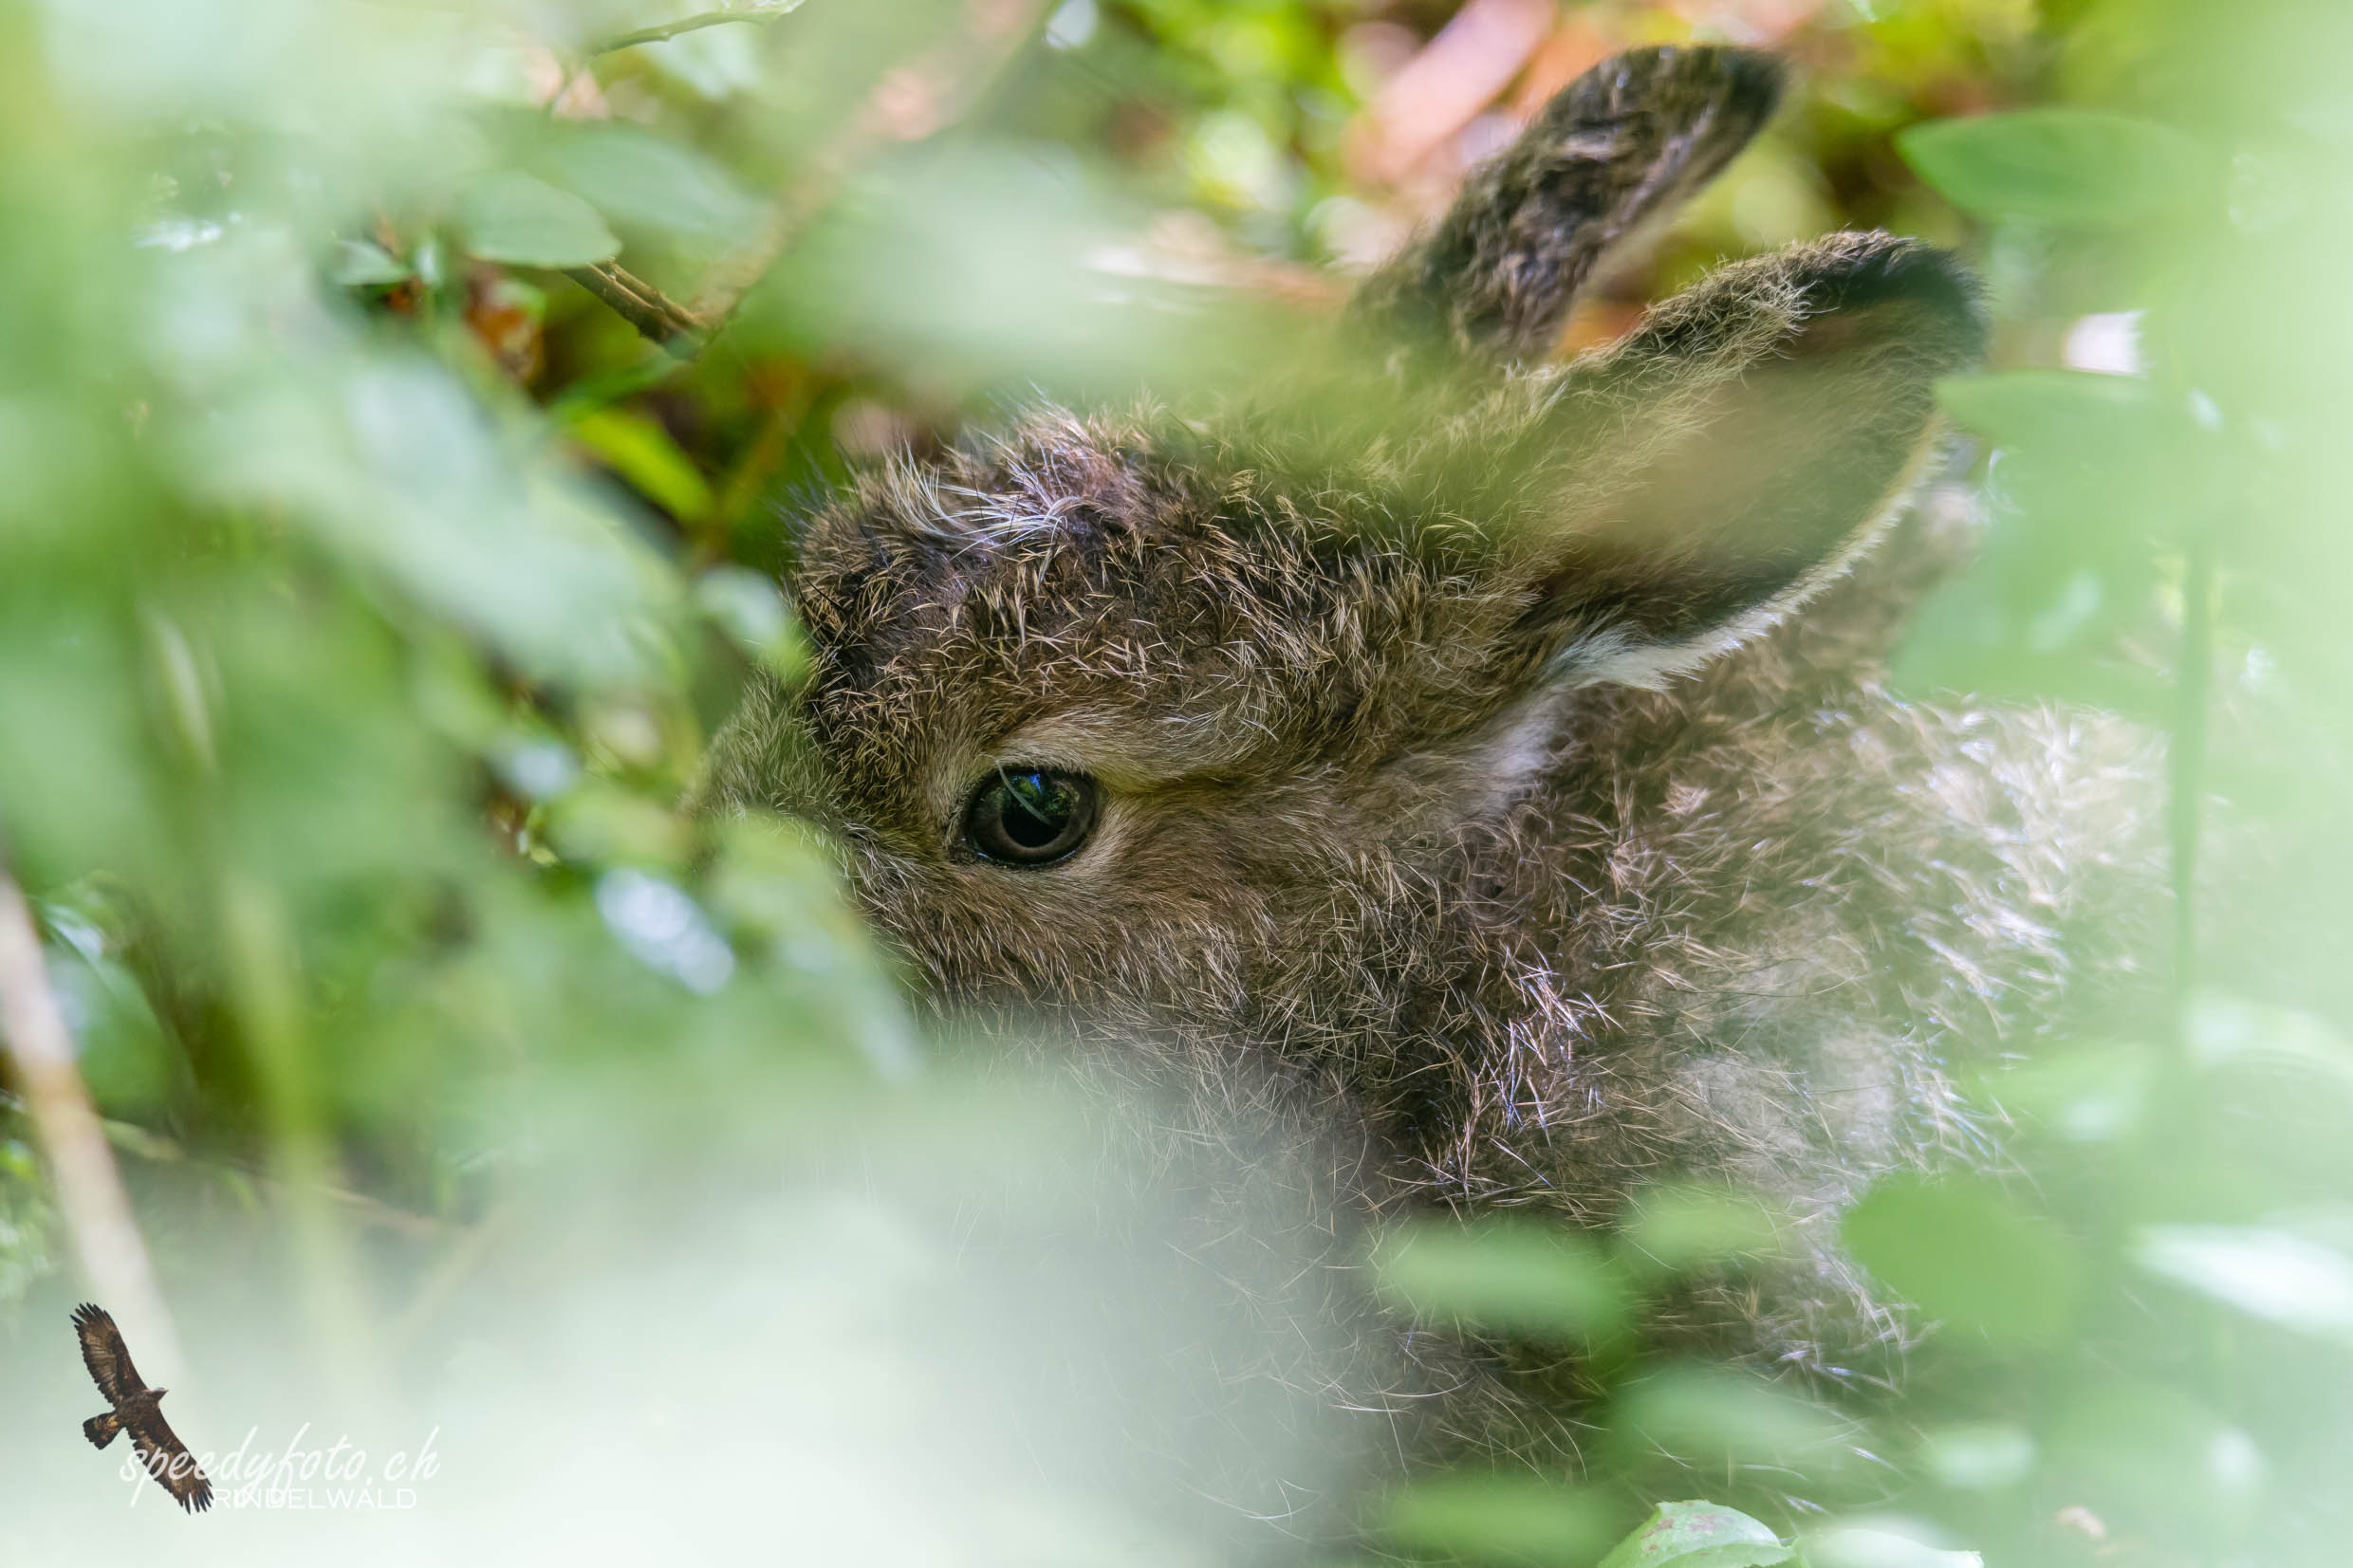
[2,2,2351,1563]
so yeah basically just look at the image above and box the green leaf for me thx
[1899,109,2205,226]
[1915,1423,2037,1491]
[695,565,807,682]
[1617,1183,1790,1276]
[457,171,621,268]
[1841,1175,2084,1349]
[540,126,761,239]
[330,237,411,287]
[1891,371,2190,715]
[1609,1366,1855,1474]
[567,406,714,523]
[1935,371,2192,550]
[1371,1214,1631,1342]
[2134,1226,2353,1341]
[1380,1474,1616,1564]
[192,359,680,687]
[40,924,172,1118]
[546,782,695,869]
[1888,561,2168,718]
[705,815,849,945]
[1805,1525,1984,1568]
[1971,1042,2160,1144]
[1934,369,2167,449]
[2044,1376,2268,1515]
[1594,1501,1790,1568]
[2187,993,2353,1097]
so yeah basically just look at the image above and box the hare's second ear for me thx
[1511,233,1986,689]
[1355,45,1783,364]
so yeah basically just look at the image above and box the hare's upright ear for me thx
[1508,233,1987,688]
[1353,45,1784,364]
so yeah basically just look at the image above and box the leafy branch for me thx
[553,0,1048,357]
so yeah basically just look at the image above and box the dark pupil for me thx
[966,767,1097,867]
[998,772,1073,849]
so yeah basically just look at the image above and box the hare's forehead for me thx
[819,479,1309,628]
[794,517,1363,794]
[797,584,1291,832]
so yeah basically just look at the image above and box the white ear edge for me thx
[1547,420,1948,691]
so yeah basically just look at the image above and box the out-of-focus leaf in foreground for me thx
[1372,1213,1631,1344]
[538,124,762,239]
[1608,1365,1857,1478]
[1592,1500,1790,1568]
[1899,110,2208,227]
[2134,1226,2353,1342]
[1841,1175,2084,1350]
[1805,1524,1984,1568]
[1380,1473,1618,1566]
[458,170,621,268]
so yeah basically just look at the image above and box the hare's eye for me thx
[963,768,1099,867]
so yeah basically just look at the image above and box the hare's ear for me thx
[1354,45,1783,365]
[1510,233,1986,689]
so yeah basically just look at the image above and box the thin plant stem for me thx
[562,260,708,353]
[0,828,185,1378]
[218,874,382,1403]
[592,2,808,57]
[2170,525,2214,1033]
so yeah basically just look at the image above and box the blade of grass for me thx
[218,874,383,1401]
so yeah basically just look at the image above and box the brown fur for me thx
[700,46,2169,1482]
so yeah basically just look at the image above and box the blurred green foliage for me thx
[0,0,2349,1563]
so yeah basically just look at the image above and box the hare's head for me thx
[704,47,1985,1059]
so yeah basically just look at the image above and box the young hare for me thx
[704,45,2165,1476]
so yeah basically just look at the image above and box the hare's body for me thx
[704,46,2166,1478]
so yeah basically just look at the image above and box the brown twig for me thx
[563,260,709,352]
[0,832,185,1378]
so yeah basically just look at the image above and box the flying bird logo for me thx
[72,1302,213,1513]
